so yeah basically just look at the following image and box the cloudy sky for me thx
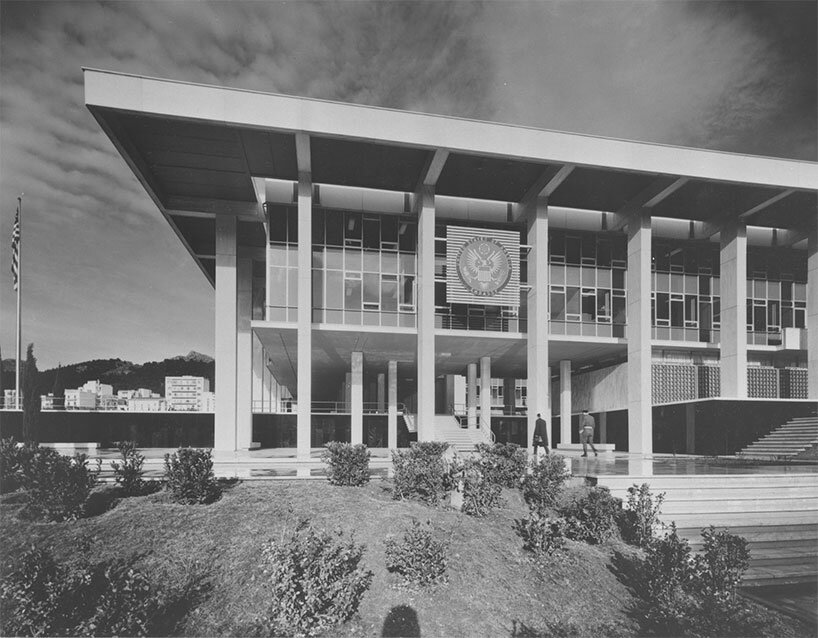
[0,0,815,369]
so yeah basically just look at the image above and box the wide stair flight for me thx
[739,414,818,459]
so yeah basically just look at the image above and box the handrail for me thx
[478,415,496,444]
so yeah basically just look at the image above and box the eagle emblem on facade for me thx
[456,237,513,297]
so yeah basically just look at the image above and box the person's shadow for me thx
[382,605,420,637]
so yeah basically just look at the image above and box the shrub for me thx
[0,546,165,637]
[163,448,221,504]
[455,457,503,517]
[259,521,373,636]
[0,438,36,493]
[514,511,568,557]
[385,519,448,586]
[391,441,456,506]
[474,442,528,488]
[19,448,99,521]
[693,526,750,604]
[111,440,146,496]
[520,454,570,512]
[620,483,665,547]
[558,486,622,544]
[321,442,370,486]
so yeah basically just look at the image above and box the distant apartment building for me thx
[127,396,166,412]
[41,393,55,410]
[165,376,211,411]
[65,388,97,410]
[3,389,20,409]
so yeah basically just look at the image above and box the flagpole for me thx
[15,194,22,410]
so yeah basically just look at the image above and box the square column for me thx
[351,352,363,445]
[525,196,550,450]
[236,256,253,449]
[252,333,265,412]
[214,214,238,451]
[416,184,436,441]
[467,363,478,426]
[377,373,385,412]
[559,360,572,444]
[627,211,653,454]
[720,221,748,398]
[388,361,398,449]
[296,171,313,460]
[480,357,492,440]
[808,225,818,400]
[503,378,516,414]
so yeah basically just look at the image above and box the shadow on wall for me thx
[382,605,420,637]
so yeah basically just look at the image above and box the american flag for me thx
[11,203,20,290]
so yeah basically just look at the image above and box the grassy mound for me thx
[0,480,809,637]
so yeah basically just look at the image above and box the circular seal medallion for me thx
[456,237,513,297]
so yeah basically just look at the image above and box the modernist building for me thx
[84,69,818,458]
[165,375,211,411]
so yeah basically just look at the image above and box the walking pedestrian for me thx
[579,409,598,457]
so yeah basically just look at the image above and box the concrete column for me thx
[377,373,385,412]
[685,402,696,454]
[559,360,572,444]
[599,412,607,444]
[503,378,516,415]
[526,196,550,450]
[236,256,253,449]
[296,172,313,460]
[444,375,456,413]
[388,361,398,449]
[627,210,653,454]
[467,363,478,427]
[252,334,264,412]
[416,184,436,440]
[480,357,492,438]
[808,225,818,400]
[720,221,748,398]
[214,214,238,451]
[344,373,352,410]
[350,352,363,445]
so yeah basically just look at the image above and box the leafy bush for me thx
[163,448,221,505]
[457,458,504,517]
[321,442,370,486]
[558,486,621,544]
[0,546,166,637]
[620,483,665,547]
[0,438,36,493]
[111,440,147,496]
[391,441,456,506]
[635,524,755,636]
[520,454,570,512]
[514,511,568,557]
[385,519,448,586]
[693,526,750,604]
[474,442,528,488]
[19,448,99,521]
[259,521,373,636]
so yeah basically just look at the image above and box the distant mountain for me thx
[1,354,215,397]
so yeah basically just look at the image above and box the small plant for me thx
[520,454,570,512]
[558,486,622,544]
[321,441,370,486]
[19,448,99,521]
[514,511,568,558]
[111,440,146,496]
[163,448,221,504]
[621,483,665,547]
[474,442,528,488]
[259,520,373,636]
[385,519,448,586]
[693,526,750,604]
[0,437,36,493]
[391,441,456,506]
[456,458,503,517]
[0,545,166,637]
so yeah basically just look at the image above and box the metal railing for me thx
[251,400,406,414]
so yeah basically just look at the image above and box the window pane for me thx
[566,236,581,264]
[363,273,380,304]
[550,264,565,285]
[382,277,398,312]
[581,267,595,286]
[685,295,697,323]
[399,221,416,252]
[312,209,325,244]
[287,208,298,242]
[612,296,626,324]
[312,270,323,310]
[768,301,780,327]
[345,278,361,310]
[269,207,288,242]
[550,290,565,320]
[382,251,398,274]
[753,304,766,331]
[269,244,286,267]
[612,269,625,289]
[597,289,611,317]
[435,281,446,306]
[346,212,362,243]
[401,275,414,306]
[363,250,379,272]
[363,216,379,249]
[566,266,581,285]
[326,271,343,309]
[326,212,344,246]
[326,247,343,270]
[345,248,361,272]
[670,298,683,326]
[581,292,596,321]
[381,216,398,245]
[597,241,611,267]
[566,286,580,315]
[287,268,298,307]
[656,293,670,321]
[400,253,416,275]
[269,267,287,306]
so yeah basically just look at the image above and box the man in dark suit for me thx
[533,413,549,458]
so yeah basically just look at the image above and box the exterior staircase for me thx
[594,473,818,587]
[434,415,487,453]
[739,414,818,458]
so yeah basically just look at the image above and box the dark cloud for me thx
[0,0,813,367]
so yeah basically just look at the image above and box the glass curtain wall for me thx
[549,230,627,337]
[746,247,808,346]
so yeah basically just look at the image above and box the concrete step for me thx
[675,524,818,543]
[659,498,818,515]
[597,474,818,490]
[743,562,818,586]
[623,486,818,500]
[663,510,818,527]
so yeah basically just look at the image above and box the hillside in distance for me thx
[1,352,214,396]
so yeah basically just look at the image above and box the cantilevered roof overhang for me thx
[84,69,818,285]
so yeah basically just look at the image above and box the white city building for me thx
[165,376,211,411]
